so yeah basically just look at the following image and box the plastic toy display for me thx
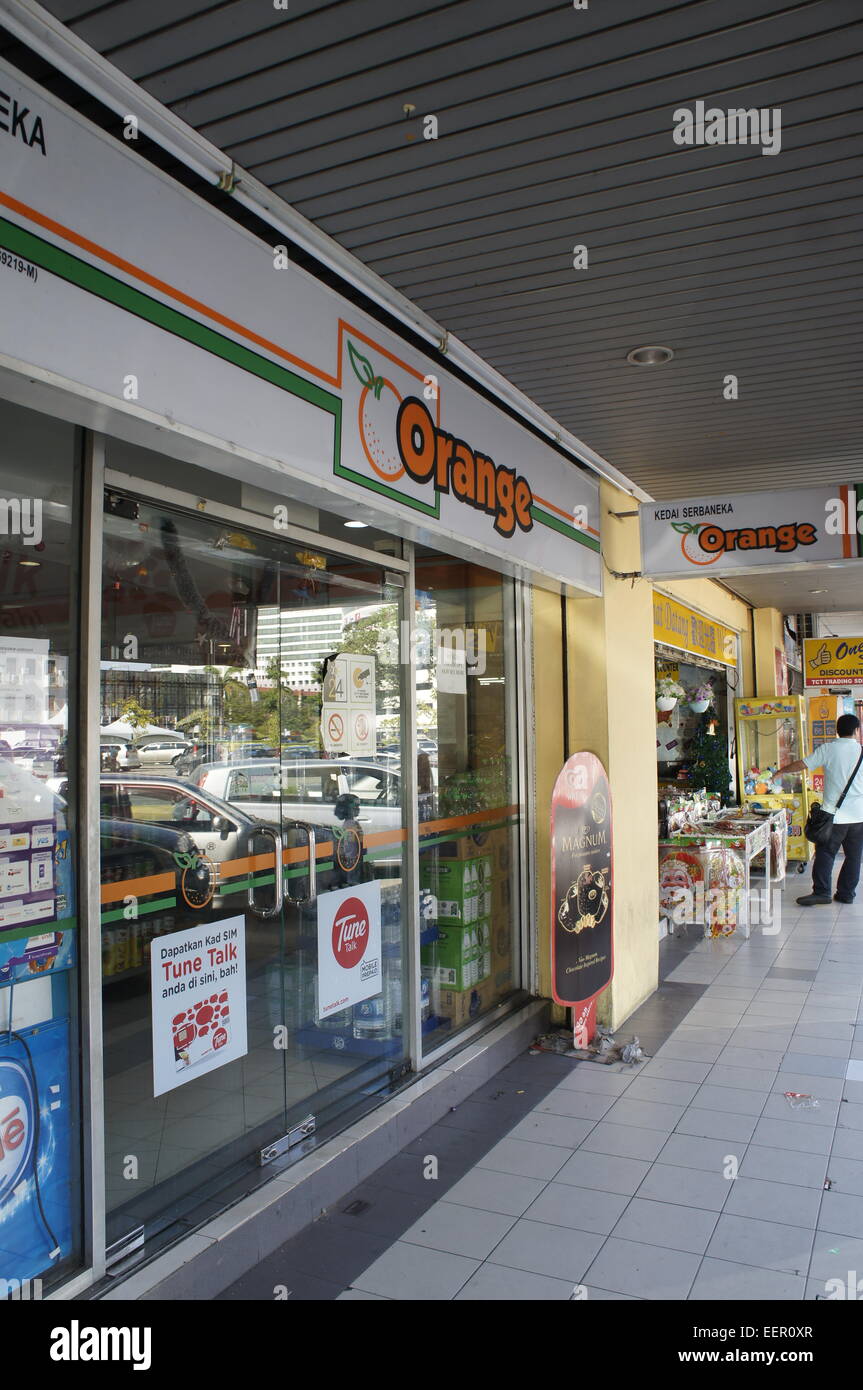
[734,695,813,866]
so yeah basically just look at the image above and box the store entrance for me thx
[98,489,407,1252]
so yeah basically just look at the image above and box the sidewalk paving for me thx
[220,880,863,1301]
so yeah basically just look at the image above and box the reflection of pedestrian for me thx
[418,752,436,824]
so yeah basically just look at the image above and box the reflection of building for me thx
[100,666,216,727]
[256,606,343,687]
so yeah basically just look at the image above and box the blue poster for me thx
[0,1018,73,1286]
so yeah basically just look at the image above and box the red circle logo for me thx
[332,896,369,969]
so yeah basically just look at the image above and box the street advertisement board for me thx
[550,752,613,1044]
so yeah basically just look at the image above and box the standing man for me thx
[780,714,863,906]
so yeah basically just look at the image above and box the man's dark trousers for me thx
[812,821,863,901]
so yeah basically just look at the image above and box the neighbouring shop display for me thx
[807,694,857,796]
[658,808,786,937]
[735,695,813,866]
[550,752,614,1047]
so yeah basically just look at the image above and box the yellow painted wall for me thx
[533,481,659,1030]
[753,608,786,695]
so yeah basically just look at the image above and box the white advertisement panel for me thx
[641,485,862,579]
[316,881,382,1020]
[0,59,602,593]
[150,916,247,1096]
[320,652,376,755]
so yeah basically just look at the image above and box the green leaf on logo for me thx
[347,340,376,388]
[670,522,697,534]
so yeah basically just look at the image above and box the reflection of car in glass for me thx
[134,737,190,766]
[193,759,403,849]
[100,816,219,922]
[100,738,142,771]
[49,775,275,907]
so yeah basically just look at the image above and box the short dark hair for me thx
[836,713,861,737]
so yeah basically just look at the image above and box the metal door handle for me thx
[247,824,284,918]
[282,820,317,905]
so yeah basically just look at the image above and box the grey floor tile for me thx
[638,1059,713,1084]
[809,1232,863,1282]
[477,1137,572,1181]
[761,1093,841,1127]
[455,1264,576,1300]
[352,1241,479,1300]
[534,1088,616,1121]
[693,1084,768,1117]
[579,1122,667,1161]
[659,1133,747,1174]
[654,1040,725,1064]
[817,1190,863,1240]
[774,1071,844,1100]
[611,1196,718,1254]
[794,1021,854,1041]
[622,1077,702,1106]
[554,1149,651,1196]
[738,1144,829,1189]
[400,1201,517,1259]
[602,1097,688,1132]
[636,1162,732,1212]
[706,1063,778,1092]
[581,1285,640,1300]
[837,1101,863,1132]
[675,1108,757,1143]
[337,1289,391,1300]
[557,1067,634,1096]
[507,1112,597,1149]
[487,1219,604,1283]
[706,1212,814,1275]
[584,1236,701,1300]
[690,1258,806,1301]
[824,1155,863,1196]
[724,1176,823,1228]
[832,1128,863,1161]
[750,1116,834,1155]
[718,1046,785,1071]
[788,1034,852,1059]
[444,1168,547,1217]
[522,1182,629,1235]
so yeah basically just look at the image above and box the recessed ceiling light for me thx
[18,558,40,567]
[344,521,368,528]
[626,345,674,366]
[809,589,828,594]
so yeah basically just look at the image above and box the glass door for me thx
[99,489,408,1254]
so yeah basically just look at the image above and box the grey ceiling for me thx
[28,0,863,502]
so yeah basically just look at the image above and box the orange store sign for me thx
[641,485,863,579]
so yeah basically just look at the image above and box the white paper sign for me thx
[321,652,377,755]
[150,916,247,1096]
[316,881,382,1019]
[436,644,468,695]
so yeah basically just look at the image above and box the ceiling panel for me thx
[22,0,863,520]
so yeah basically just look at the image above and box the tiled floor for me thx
[220,879,863,1301]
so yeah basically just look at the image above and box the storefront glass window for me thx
[0,398,83,1293]
[415,550,522,1052]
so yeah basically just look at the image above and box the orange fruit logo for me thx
[671,521,721,567]
[348,340,404,481]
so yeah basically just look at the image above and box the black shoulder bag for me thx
[804,746,863,846]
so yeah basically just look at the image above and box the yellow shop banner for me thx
[653,596,738,667]
[804,636,863,687]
